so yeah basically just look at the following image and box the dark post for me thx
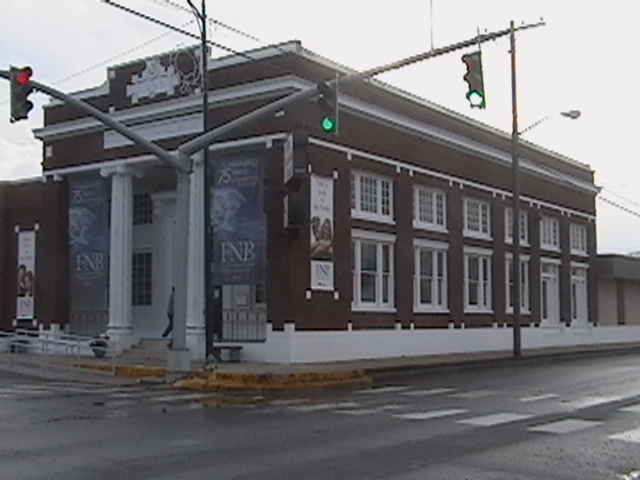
[510,20,522,357]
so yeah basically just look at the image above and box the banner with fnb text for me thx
[16,230,36,320]
[210,153,265,285]
[68,175,110,292]
[310,174,334,290]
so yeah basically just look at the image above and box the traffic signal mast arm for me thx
[1,20,544,161]
[0,69,186,172]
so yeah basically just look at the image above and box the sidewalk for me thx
[1,342,638,390]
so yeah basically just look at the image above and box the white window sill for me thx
[413,221,448,233]
[414,307,449,314]
[463,230,492,241]
[352,211,395,225]
[540,244,561,252]
[506,309,531,315]
[352,305,397,313]
[506,239,530,247]
[570,250,589,257]
[464,307,494,314]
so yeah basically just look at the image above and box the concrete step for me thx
[117,339,170,366]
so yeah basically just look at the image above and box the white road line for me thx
[610,427,640,444]
[357,386,410,394]
[289,401,359,412]
[400,388,456,396]
[335,408,380,416]
[620,403,640,414]
[519,394,559,403]
[148,393,211,403]
[269,399,309,407]
[529,419,601,434]
[395,409,467,420]
[562,396,623,409]
[458,412,533,427]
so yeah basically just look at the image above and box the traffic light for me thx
[461,51,485,109]
[316,81,338,134]
[10,66,34,123]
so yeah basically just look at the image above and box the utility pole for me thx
[186,0,217,360]
[510,20,522,358]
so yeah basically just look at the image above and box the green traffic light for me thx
[467,90,485,108]
[320,116,337,133]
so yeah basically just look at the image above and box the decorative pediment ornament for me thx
[126,58,180,104]
[126,47,203,104]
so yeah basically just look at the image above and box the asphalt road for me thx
[1,352,640,480]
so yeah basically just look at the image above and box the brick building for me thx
[1,41,623,363]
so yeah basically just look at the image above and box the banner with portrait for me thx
[68,175,110,292]
[310,175,334,290]
[16,230,36,320]
[210,154,265,285]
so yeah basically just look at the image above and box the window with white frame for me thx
[540,216,560,250]
[571,265,588,323]
[351,171,393,223]
[541,260,560,323]
[464,249,492,311]
[505,255,530,313]
[414,186,447,231]
[570,223,588,255]
[414,241,448,311]
[133,193,153,225]
[505,207,529,245]
[132,251,152,306]
[352,231,395,310]
[464,197,491,238]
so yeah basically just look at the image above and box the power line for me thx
[600,187,640,211]
[144,0,261,42]
[52,20,196,86]
[598,196,640,219]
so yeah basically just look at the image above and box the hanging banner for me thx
[310,175,334,290]
[210,154,265,284]
[16,230,36,320]
[68,176,110,291]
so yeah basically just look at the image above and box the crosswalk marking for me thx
[620,403,640,414]
[610,427,640,444]
[269,398,309,407]
[519,394,559,403]
[289,401,359,412]
[357,386,410,394]
[400,388,456,396]
[335,408,380,416]
[529,419,601,434]
[148,393,211,403]
[395,409,467,420]
[562,396,623,409]
[450,390,497,399]
[458,412,533,427]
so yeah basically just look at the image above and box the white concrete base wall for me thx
[186,328,206,361]
[237,323,640,364]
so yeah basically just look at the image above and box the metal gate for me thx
[221,284,267,341]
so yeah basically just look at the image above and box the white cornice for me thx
[35,74,594,196]
[34,76,304,142]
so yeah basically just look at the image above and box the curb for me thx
[173,369,372,392]
[364,343,640,380]
[77,363,166,379]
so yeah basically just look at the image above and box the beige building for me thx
[597,255,640,325]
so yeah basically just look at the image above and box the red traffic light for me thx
[15,68,32,86]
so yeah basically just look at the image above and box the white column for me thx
[101,165,134,351]
[186,153,206,360]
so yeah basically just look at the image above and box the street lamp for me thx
[511,108,580,357]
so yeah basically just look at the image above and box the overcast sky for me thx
[1,0,638,253]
